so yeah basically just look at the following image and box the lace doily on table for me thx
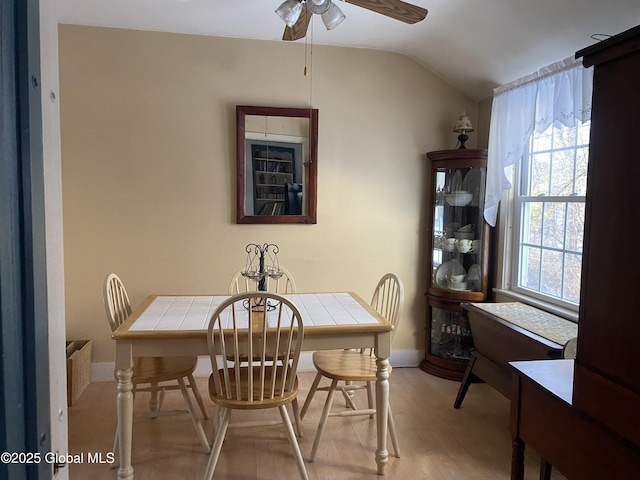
[469,302,577,346]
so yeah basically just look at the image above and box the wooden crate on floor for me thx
[66,340,92,406]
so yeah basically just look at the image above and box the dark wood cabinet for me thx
[420,149,491,380]
[572,23,640,449]
[509,25,640,480]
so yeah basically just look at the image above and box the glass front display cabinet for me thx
[420,149,490,380]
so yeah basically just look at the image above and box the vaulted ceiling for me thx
[57,0,640,100]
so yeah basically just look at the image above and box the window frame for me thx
[506,121,590,313]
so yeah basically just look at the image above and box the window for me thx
[511,120,590,308]
[485,56,593,314]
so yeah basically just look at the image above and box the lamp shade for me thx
[307,0,332,15]
[453,111,474,133]
[321,3,346,30]
[307,0,346,30]
[276,0,303,27]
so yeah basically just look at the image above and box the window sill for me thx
[492,288,579,323]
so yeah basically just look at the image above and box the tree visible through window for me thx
[512,120,590,307]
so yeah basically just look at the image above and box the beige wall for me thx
[477,97,492,150]
[59,25,477,366]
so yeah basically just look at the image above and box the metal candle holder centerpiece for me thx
[241,243,283,310]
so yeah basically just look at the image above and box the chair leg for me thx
[300,371,323,420]
[279,405,309,480]
[177,377,210,453]
[291,398,304,438]
[148,382,166,415]
[309,378,338,462]
[388,404,400,458]
[339,384,358,411]
[340,380,355,406]
[213,405,223,433]
[187,373,208,420]
[203,408,231,480]
[366,381,375,419]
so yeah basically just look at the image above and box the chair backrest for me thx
[227,266,297,295]
[370,273,404,342]
[284,183,303,215]
[103,273,132,332]
[207,292,304,402]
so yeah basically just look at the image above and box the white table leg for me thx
[375,353,390,475]
[116,343,135,480]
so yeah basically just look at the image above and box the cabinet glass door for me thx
[429,304,474,361]
[432,166,486,294]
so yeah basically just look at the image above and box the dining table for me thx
[112,292,394,480]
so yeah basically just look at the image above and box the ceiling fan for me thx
[275,0,428,42]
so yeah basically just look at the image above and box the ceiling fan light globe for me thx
[276,0,303,27]
[321,3,346,30]
[307,0,332,15]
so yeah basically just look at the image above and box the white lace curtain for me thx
[484,56,594,226]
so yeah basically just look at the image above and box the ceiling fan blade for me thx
[282,4,311,41]
[343,0,428,24]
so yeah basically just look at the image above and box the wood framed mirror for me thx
[236,105,318,224]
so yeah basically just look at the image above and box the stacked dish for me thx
[454,223,475,240]
[448,281,469,291]
[445,191,473,206]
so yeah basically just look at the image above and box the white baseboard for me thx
[90,349,425,382]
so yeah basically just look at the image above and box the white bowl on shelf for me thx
[445,191,473,206]
[449,281,469,290]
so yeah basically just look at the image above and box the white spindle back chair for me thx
[102,273,210,460]
[204,292,308,480]
[300,273,404,462]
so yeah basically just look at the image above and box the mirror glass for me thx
[236,105,318,224]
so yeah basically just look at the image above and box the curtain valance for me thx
[484,56,594,226]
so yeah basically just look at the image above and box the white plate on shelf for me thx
[467,264,481,291]
[434,260,465,288]
[450,169,463,193]
[467,264,481,280]
[462,168,486,206]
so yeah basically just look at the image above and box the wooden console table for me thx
[455,302,577,408]
[510,359,640,479]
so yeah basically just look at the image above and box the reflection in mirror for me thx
[245,115,307,216]
[236,106,318,224]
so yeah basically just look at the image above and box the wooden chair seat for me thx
[209,366,299,410]
[129,356,199,385]
[312,350,393,382]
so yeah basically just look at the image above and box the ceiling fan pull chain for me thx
[304,23,308,76]
[308,21,314,109]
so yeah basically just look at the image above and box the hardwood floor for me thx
[68,367,567,479]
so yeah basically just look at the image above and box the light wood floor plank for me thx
[68,368,567,479]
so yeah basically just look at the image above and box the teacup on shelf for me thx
[457,239,473,253]
[443,238,457,252]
